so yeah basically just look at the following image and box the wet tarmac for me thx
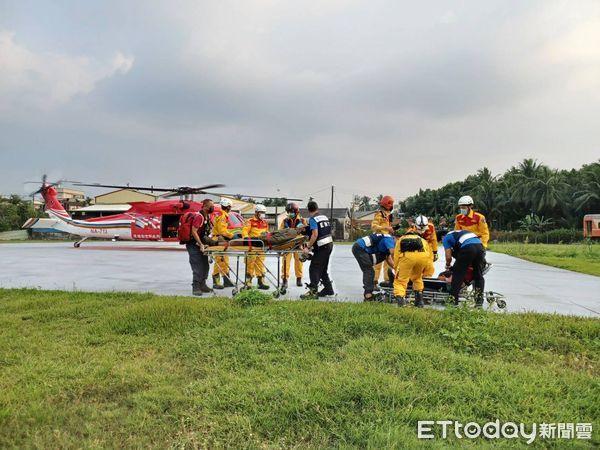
[1,242,599,317]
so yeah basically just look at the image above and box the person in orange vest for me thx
[410,215,438,277]
[371,195,395,288]
[242,204,270,289]
[454,196,490,248]
[211,198,242,289]
[280,202,307,289]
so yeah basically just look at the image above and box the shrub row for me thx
[490,228,584,244]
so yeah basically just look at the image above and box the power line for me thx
[298,186,332,200]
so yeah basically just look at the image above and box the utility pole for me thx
[350,193,355,241]
[330,185,335,239]
[330,185,334,220]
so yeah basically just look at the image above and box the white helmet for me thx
[414,215,429,231]
[255,204,267,213]
[458,195,474,206]
[220,198,232,208]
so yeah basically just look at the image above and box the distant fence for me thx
[0,230,29,240]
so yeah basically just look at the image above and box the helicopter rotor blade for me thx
[211,192,303,202]
[72,182,226,194]
[72,183,175,192]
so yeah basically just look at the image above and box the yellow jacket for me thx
[212,211,234,239]
[409,223,438,254]
[242,217,269,238]
[393,232,431,266]
[454,210,490,248]
[371,210,392,233]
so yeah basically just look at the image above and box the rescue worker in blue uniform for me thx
[442,230,486,307]
[352,233,396,301]
[300,201,334,299]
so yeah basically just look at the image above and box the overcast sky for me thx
[1,0,599,207]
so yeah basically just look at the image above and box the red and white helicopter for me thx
[23,176,295,247]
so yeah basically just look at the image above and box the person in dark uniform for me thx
[300,201,334,299]
[352,233,396,301]
[187,199,219,296]
[442,230,486,306]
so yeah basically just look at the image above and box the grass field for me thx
[0,289,598,448]
[489,243,600,277]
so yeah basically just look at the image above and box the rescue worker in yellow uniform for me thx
[393,227,431,308]
[280,202,307,289]
[211,198,241,289]
[372,195,395,288]
[454,195,490,248]
[242,204,270,290]
[411,215,437,277]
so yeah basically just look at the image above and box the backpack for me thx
[400,235,424,253]
[178,212,200,244]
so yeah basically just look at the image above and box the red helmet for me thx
[286,202,300,213]
[380,195,394,211]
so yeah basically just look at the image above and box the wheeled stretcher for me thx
[374,264,507,309]
[203,234,307,297]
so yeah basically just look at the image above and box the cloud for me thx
[0,31,134,111]
[1,1,599,206]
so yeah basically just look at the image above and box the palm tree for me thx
[359,196,372,211]
[509,159,546,207]
[574,162,600,211]
[529,167,568,215]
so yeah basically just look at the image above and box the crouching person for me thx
[393,230,431,307]
[352,233,395,301]
[442,230,485,307]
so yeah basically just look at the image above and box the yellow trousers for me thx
[282,252,303,279]
[394,251,431,297]
[212,255,230,277]
[423,258,435,278]
[246,252,266,277]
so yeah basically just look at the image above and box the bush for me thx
[233,288,272,307]
[491,228,583,244]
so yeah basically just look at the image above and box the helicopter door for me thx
[161,214,182,239]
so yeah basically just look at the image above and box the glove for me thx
[433,252,438,262]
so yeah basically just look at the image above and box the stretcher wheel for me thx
[273,290,281,299]
[74,242,81,248]
[280,287,287,295]
[232,288,239,296]
[497,299,507,309]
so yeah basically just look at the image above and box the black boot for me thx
[281,279,288,290]
[257,276,269,290]
[296,277,303,287]
[318,281,334,297]
[379,280,393,288]
[474,290,484,308]
[223,276,234,288]
[414,291,424,308]
[244,273,253,289]
[395,296,407,307]
[199,280,212,293]
[192,282,203,296]
[212,275,224,290]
